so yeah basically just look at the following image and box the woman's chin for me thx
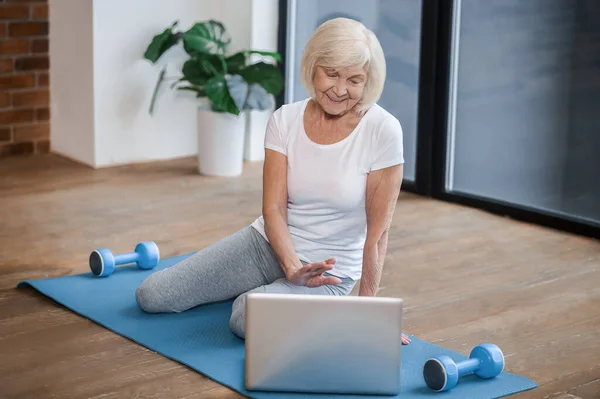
[318,99,348,115]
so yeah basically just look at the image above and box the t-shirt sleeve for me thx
[370,117,405,171]
[264,108,287,155]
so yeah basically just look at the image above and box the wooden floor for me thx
[0,154,599,399]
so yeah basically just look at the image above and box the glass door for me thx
[435,0,600,237]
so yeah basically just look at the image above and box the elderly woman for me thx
[136,18,410,345]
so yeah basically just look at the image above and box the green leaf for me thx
[144,21,180,63]
[204,75,240,115]
[225,53,246,74]
[238,62,283,95]
[182,20,231,55]
[225,50,281,74]
[242,50,282,62]
[177,86,206,97]
[181,53,226,85]
[226,74,273,111]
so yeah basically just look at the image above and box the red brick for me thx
[35,139,49,153]
[0,127,11,142]
[0,23,6,39]
[0,73,35,89]
[0,4,30,19]
[37,72,48,86]
[11,89,48,107]
[0,108,34,124]
[0,58,13,73]
[31,4,48,20]
[13,122,49,141]
[0,141,34,157]
[0,92,10,108]
[35,107,49,121]
[15,55,48,71]
[8,22,48,37]
[31,38,47,53]
[0,39,29,55]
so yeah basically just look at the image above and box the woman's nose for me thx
[333,81,348,96]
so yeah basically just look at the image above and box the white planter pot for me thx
[197,108,246,177]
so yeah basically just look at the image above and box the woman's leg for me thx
[229,274,356,338]
[135,226,285,313]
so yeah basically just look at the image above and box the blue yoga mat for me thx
[18,253,537,398]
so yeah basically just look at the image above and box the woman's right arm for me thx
[262,149,303,278]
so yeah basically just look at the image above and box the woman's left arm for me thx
[359,163,404,297]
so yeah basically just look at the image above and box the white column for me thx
[49,0,95,166]
[245,0,280,162]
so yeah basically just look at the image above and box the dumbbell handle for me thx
[114,252,140,265]
[457,358,480,375]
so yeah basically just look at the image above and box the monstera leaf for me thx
[238,62,283,95]
[204,75,240,114]
[225,53,246,74]
[144,21,180,63]
[182,20,231,55]
[181,53,227,85]
[226,74,273,112]
[177,86,206,97]
[225,50,281,74]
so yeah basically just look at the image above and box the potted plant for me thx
[143,20,283,176]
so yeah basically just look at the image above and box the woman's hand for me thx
[402,333,411,345]
[286,258,341,287]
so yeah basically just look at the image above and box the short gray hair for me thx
[300,18,386,112]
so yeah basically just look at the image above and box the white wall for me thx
[217,0,252,54]
[49,0,95,166]
[49,0,279,168]
[92,0,222,168]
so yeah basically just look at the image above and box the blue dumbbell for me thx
[423,343,504,392]
[89,241,160,277]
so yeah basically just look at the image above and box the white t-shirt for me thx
[251,98,404,280]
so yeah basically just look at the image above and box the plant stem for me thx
[219,56,227,74]
[149,67,166,115]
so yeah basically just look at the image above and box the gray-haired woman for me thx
[136,17,411,345]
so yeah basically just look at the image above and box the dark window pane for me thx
[446,0,600,224]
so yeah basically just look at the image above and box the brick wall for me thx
[0,0,49,158]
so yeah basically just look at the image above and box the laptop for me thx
[244,292,404,395]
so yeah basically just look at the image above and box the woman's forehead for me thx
[322,65,367,76]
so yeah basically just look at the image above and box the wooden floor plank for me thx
[1,154,599,398]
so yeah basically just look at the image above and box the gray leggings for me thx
[135,226,356,338]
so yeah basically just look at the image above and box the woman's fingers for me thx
[322,275,341,285]
[304,262,333,274]
[305,258,336,269]
[294,258,338,285]
[305,274,341,287]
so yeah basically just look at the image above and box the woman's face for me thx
[313,65,367,116]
